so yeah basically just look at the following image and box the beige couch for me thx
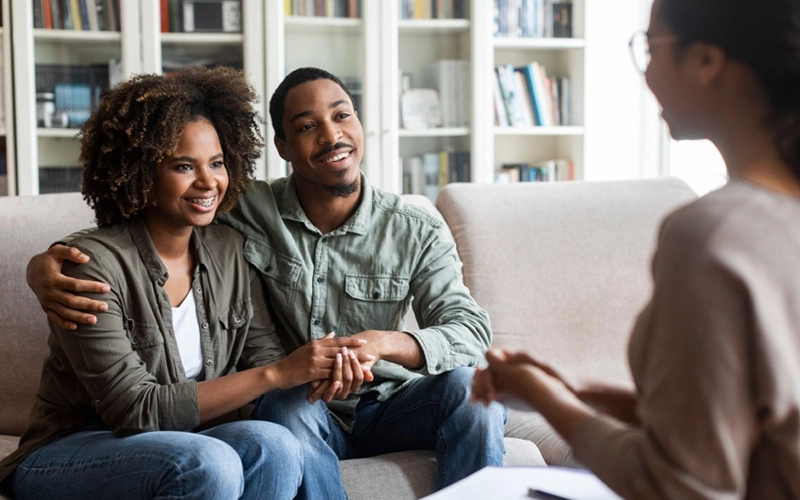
[0,178,697,499]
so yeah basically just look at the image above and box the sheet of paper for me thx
[422,466,622,500]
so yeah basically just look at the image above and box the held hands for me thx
[27,244,110,330]
[304,332,376,404]
[275,333,373,395]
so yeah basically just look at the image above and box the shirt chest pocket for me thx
[124,318,167,373]
[125,318,164,350]
[339,275,411,334]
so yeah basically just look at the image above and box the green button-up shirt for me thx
[219,174,492,428]
[0,218,282,484]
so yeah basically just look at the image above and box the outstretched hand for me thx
[27,245,111,330]
[471,349,573,408]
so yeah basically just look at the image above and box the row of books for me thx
[285,0,362,18]
[493,62,571,127]
[39,166,83,194]
[36,62,120,129]
[494,0,572,38]
[399,0,469,19]
[161,0,242,33]
[495,159,574,183]
[33,0,120,31]
[402,150,470,202]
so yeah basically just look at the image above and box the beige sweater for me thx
[571,180,800,500]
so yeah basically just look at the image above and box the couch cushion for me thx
[0,194,96,436]
[436,179,697,382]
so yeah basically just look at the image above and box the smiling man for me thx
[26,67,506,500]
[225,67,506,499]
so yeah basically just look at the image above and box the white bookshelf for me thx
[0,0,14,196]
[140,0,265,178]
[10,0,140,196]
[477,0,587,184]
[4,0,589,197]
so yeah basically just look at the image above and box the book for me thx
[70,0,83,30]
[401,88,441,130]
[422,152,440,202]
[78,0,90,30]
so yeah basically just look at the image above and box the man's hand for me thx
[27,245,111,330]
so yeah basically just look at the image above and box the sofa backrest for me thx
[436,178,698,382]
[0,193,96,435]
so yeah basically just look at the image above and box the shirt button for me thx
[201,322,209,329]
[195,287,201,293]
[92,399,100,407]
[372,291,381,299]
[316,276,324,283]
[264,265,272,272]
[313,319,321,326]
[205,359,213,367]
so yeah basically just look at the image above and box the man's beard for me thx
[326,179,360,198]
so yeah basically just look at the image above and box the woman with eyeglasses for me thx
[472,0,800,498]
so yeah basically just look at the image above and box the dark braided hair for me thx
[659,0,800,181]
[79,65,264,226]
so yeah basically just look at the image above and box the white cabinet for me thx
[140,0,266,178]
[4,0,587,197]
[1,0,14,196]
[11,0,140,196]
[477,0,586,185]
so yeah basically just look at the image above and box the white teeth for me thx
[323,152,348,163]
[189,197,215,208]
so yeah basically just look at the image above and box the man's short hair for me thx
[269,67,357,141]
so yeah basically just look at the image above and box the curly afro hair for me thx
[79,65,264,227]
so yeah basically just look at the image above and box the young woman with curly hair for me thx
[0,66,370,500]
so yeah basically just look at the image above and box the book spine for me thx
[160,0,170,32]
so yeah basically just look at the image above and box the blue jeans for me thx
[253,366,507,500]
[11,419,302,500]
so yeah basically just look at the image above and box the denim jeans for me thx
[11,419,302,500]
[253,366,507,500]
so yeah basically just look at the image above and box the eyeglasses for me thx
[628,31,680,74]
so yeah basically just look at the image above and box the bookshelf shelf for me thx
[398,19,470,33]
[284,16,362,34]
[493,38,586,50]
[494,126,585,136]
[37,128,80,139]
[33,29,121,43]
[399,127,470,138]
[159,32,244,46]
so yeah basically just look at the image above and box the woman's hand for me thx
[472,349,599,442]
[27,245,110,330]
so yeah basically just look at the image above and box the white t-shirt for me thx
[171,291,204,381]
